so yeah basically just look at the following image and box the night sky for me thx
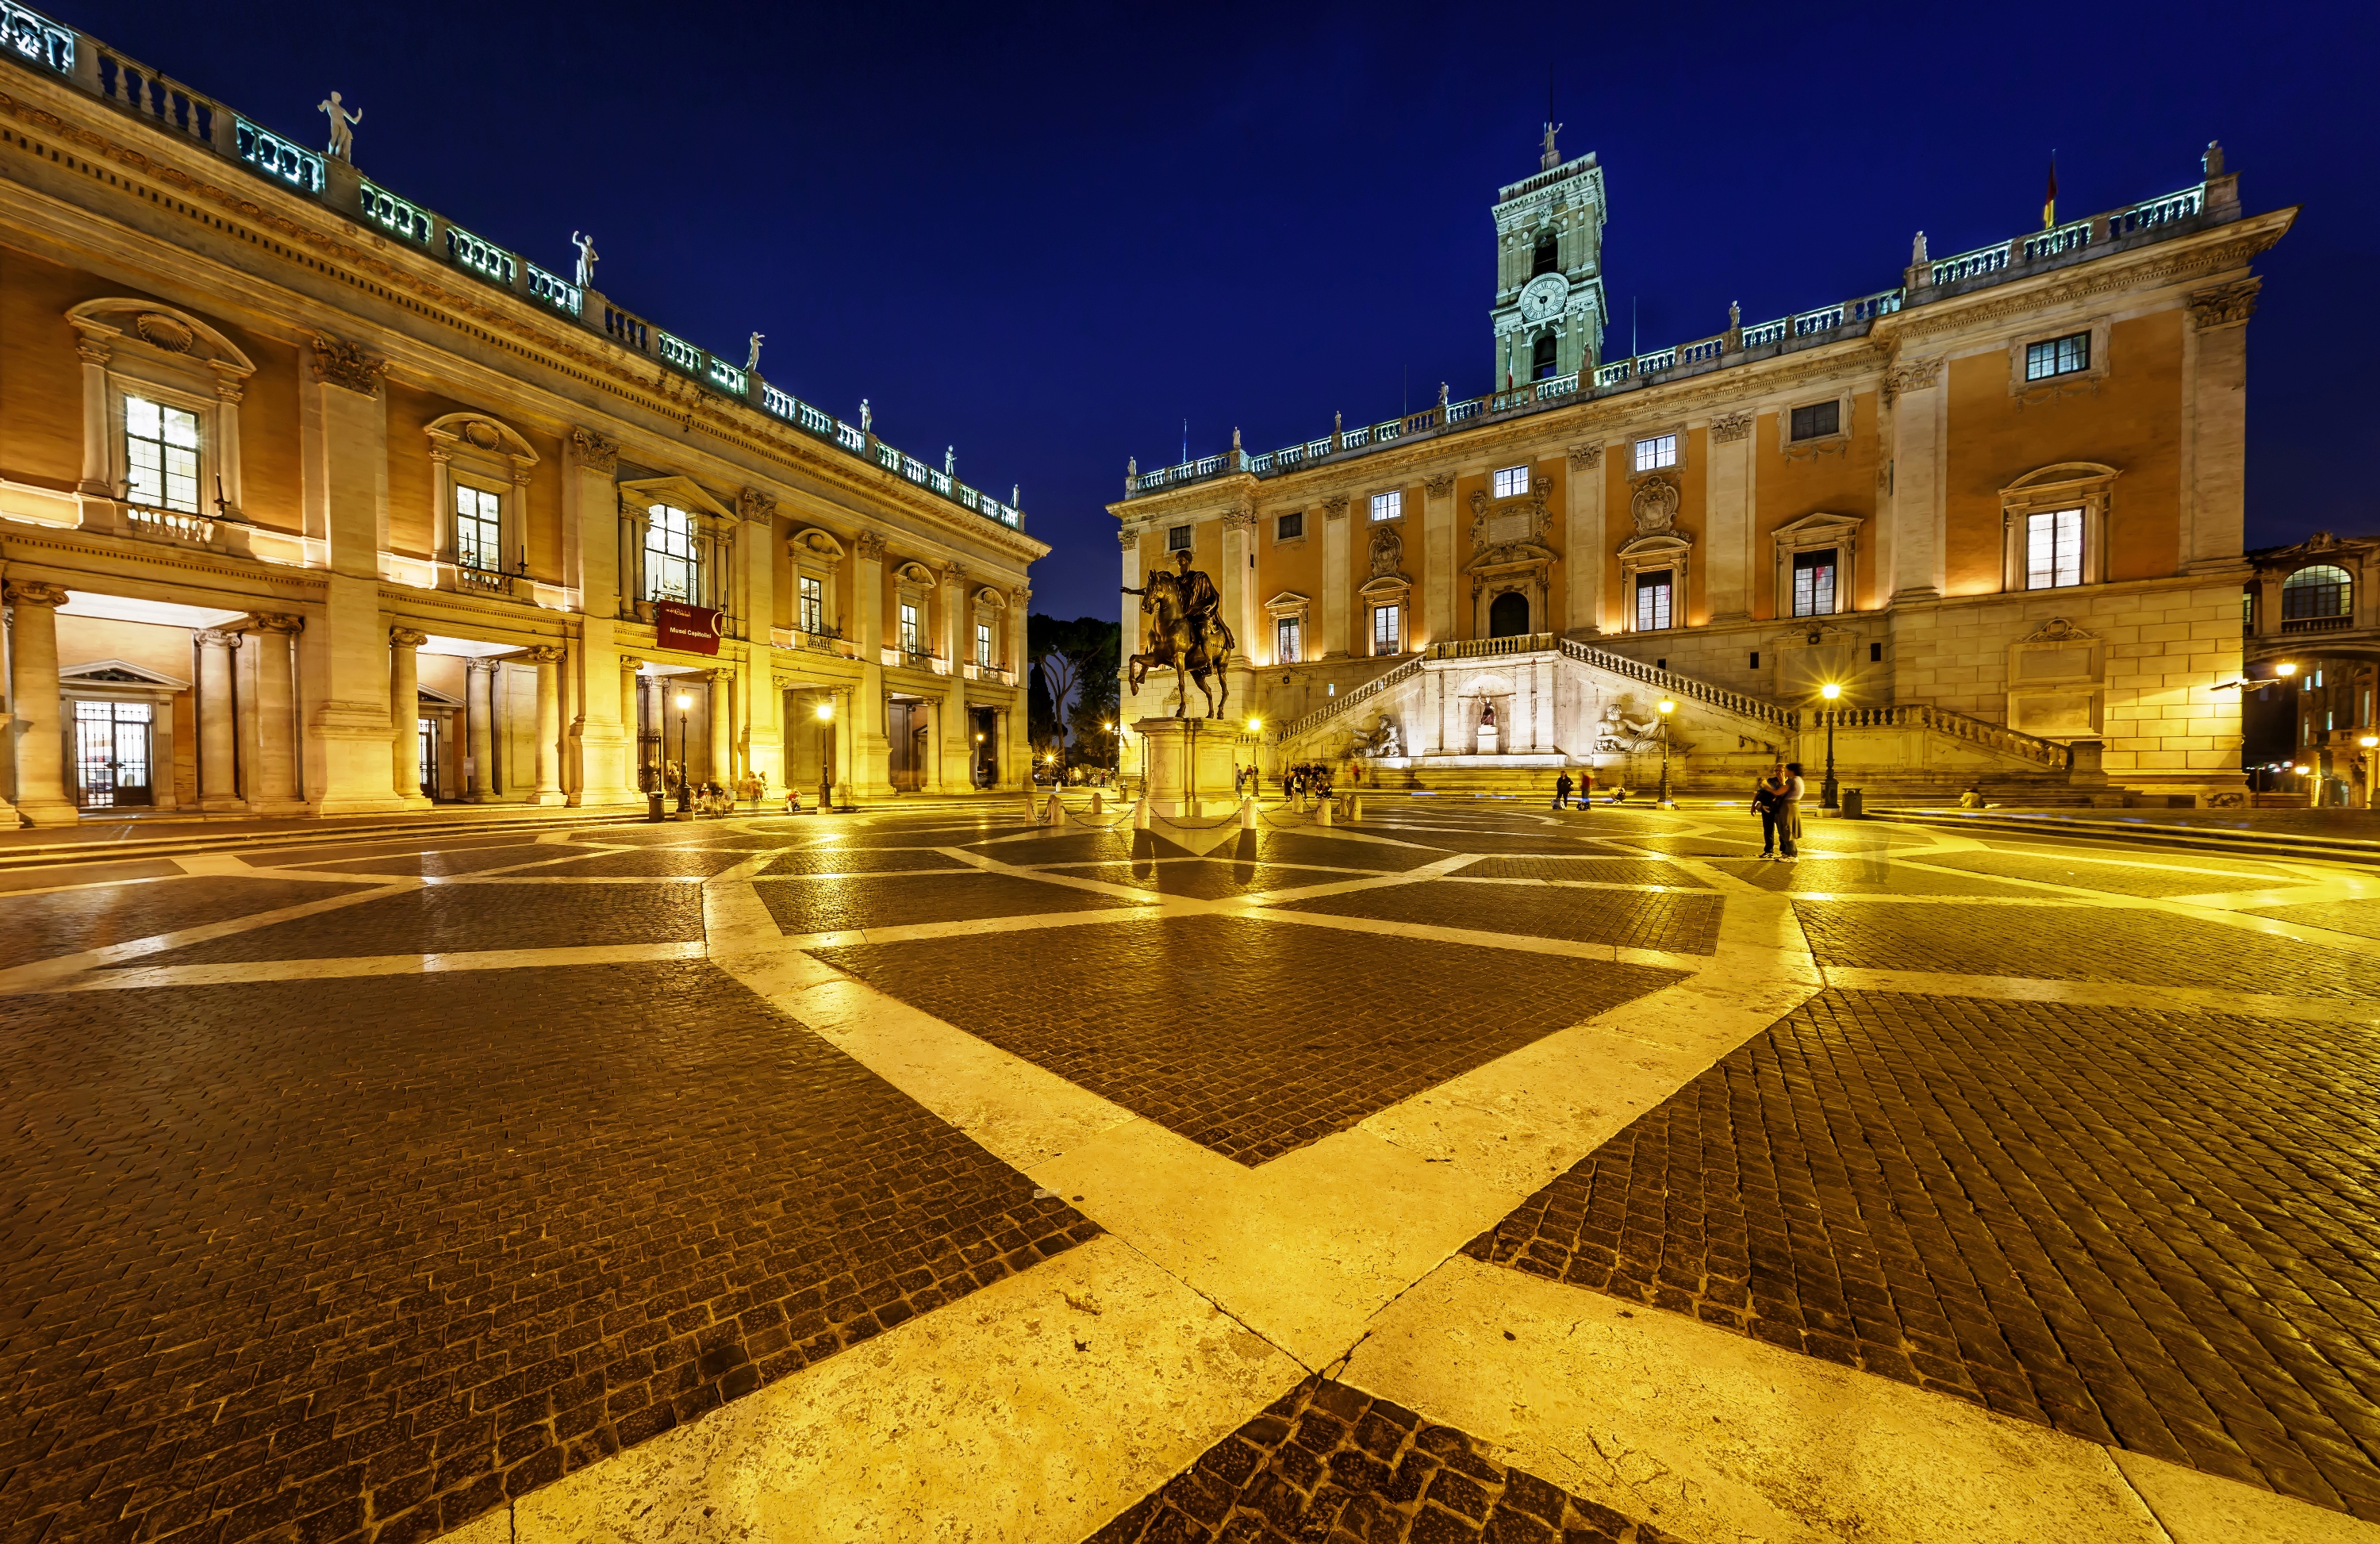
[60,0,2378,620]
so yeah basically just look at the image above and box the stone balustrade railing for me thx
[1127,178,2218,499]
[1812,703,2069,770]
[1557,638,1798,733]
[1278,655,1425,743]
[17,6,1025,536]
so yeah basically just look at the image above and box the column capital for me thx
[3,580,70,608]
[193,628,239,648]
[248,612,306,636]
[390,626,430,649]
[620,656,645,673]
[570,428,621,474]
[309,332,388,395]
[854,531,889,563]
[2187,277,2261,331]
[523,644,567,666]
[465,656,498,675]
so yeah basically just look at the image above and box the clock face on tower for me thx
[1517,271,1569,323]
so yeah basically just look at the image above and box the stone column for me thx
[993,706,1012,791]
[194,629,244,812]
[4,582,77,824]
[833,686,856,805]
[390,628,428,806]
[2182,279,2258,573]
[619,657,644,790]
[526,645,567,805]
[1886,357,1944,602]
[708,667,733,785]
[1322,497,1350,656]
[1706,413,1753,621]
[853,532,892,796]
[298,333,400,812]
[241,613,305,812]
[466,658,496,801]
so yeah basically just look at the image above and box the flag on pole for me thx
[2042,152,2059,230]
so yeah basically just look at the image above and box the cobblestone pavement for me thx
[1087,1377,1683,1543]
[4,797,2380,1542]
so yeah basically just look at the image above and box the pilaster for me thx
[1886,356,1945,602]
[1705,414,1753,621]
[299,336,400,812]
[567,429,635,805]
[1564,445,1603,635]
[1322,497,1350,657]
[2182,279,2257,572]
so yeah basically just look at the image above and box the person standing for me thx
[1753,765,1785,858]
[1553,770,1572,810]
[1779,761,1806,858]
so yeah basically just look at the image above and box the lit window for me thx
[2282,564,2351,621]
[1370,490,1403,522]
[1633,434,1677,472]
[1276,511,1303,541]
[2025,331,2090,381]
[455,486,502,571]
[644,505,697,601]
[1167,524,1192,552]
[1791,549,1837,617]
[1789,401,1840,440]
[1276,616,1303,663]
[1371,605,1402,655]
[1635,569,1673,631]
[2025,509,2083,590]
[125,395,201,513]
[799,574,824,634]
[1493,466,1530,498]
[975,621,992,667]
[900,602,923,655]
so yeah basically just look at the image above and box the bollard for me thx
[1133,796,1152,830]
[1316,797,1335,827]
[1044,792,1068,828]
[1348,795,1364,823]
[1240,796,1257,830]
[1090,791,1104,817]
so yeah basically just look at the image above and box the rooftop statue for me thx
[860,399,871,432]
[317,90,359,162]
[570,231,598,289]
[745,332,764,371]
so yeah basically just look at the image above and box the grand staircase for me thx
[1277,636,2088,803]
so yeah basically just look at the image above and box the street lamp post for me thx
[815,697,834,813]
[1819,682,1842,810]
[674,691,693,814]
[1656,698,1676,808]
[2361,736,2379,809]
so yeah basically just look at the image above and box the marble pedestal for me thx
[1135,716,1254,818]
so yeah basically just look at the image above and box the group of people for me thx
[1550,770,1634,808]
[1276,763,1335,800]
[1750,762,1809,858]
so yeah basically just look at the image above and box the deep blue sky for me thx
[64,0,2377,618]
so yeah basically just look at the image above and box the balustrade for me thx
[526,263,582,316]
[446,226,515,286]
[705,357,745,394]
[655,332,702,374]
[236,117,321,194]
[96,48,217,148]
[123,505,211,543]
[603,306,649,351]
[2,0,73,72]
[360,182,431,243]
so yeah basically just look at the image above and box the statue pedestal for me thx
[1135,716,1253,818]
[1476,728,1499,754]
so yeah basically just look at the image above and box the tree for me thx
[1066,620,1123,766]
[1029,614,1123,770]
[1026,639,1062,754]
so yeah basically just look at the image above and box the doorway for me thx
[71,700,153,808]
[1488,591,1531,638]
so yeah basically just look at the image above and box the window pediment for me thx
[60,658,190,690]
[68,300,255,381]
[791,527,847,563]
[893,560,938,587]
[1263,590,1311,618]
[426,413,539,468]
[618,474,734,522]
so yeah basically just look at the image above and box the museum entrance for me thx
[1488,591,1530,637]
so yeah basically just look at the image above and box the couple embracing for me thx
[1751,762,1806,859]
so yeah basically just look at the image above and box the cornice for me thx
[0,519,328,588]
[0,77,1048,567]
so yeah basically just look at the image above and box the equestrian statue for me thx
[1124,550,1234,719]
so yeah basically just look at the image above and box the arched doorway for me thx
[1488,592,1530,638]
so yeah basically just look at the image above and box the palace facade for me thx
[0,13,1039,825]
[1114,131,2293,802]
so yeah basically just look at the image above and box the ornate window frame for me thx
[1264,591,1311,666]
[1771,511,1862,619]
[892,559,937,665]
[789,527,846,639]
[1999,463,2120,593]
[425,413,539,586]
[2006,318,2111,402]
[618,474,737,621]
[971,585,1010,671]
[67,300,256,524]
[1618,535,1692,633]
[1273,510,1305,547]
[1778,390,1853,459]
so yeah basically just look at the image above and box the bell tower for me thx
[1490,123,1607,389]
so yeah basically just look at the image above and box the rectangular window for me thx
[2025,331,2090,381]
[799,574,824,634]
[2025,509,2083,590]
[1371,605,1401,655]
[1493,465,1530,498]
[1870,641,1883,662]
[1633,433,1678,473]
[455,486,502,571]
[1789,401,1840,440]
[1370,490,1403,522]
[1276,616,1303,663]
[1749,651,1760,670]
[1634,569,1673,631]
[1276,511,1303,541]
[899,602,923,655]
[644,504,697,602]
[1791,548,1838,617]
[124,395,201,513]
[975,621,992,667]
[1167,524,1192,552]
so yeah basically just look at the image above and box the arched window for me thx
[1530,334,1557,380]
[1532,232,1558,277]
[2282,564,2352,627]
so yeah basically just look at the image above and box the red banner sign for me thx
[654,601,723,656]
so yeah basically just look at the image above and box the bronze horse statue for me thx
[1127,570,1233,719]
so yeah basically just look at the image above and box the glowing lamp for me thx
[2276,662,2298,677]
[1246,717,1262,733]
[1820,682,1841,701]
[674,693,693,711]
[1658,699,1676,716]
[815,701,834,720]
